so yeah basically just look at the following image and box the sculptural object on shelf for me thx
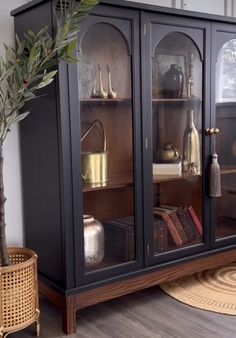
[187,53,194,98]
[91,78,99,98]
[162,64,184,98]
[107,64,117,99]
[158,143,182,163]
[97,63,108,98]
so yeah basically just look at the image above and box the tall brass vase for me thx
[183,110,200,174]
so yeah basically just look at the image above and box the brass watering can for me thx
[81,119,108,184]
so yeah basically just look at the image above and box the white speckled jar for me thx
[83,215,104,267]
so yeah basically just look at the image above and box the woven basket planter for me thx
[0,247,40,338]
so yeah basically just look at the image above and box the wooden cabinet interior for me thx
[152,101,202,164]
[79,23,131,100]
[81,105,134,179]
[152,32,202,100]
[215,102,236,238]
[83,188,134,222]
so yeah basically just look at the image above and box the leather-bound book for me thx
[187,205,203,238]
[153,217,168,253]
[176,206,200,241]
[103,219,134,261]
[159,205,188,244]
[153,207,183,247]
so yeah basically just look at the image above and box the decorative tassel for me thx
[209,153,221,197]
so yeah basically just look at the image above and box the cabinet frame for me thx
[11,0,236,335]
[141,12,212,266]
[211,22,236,248]
[68,6,144,285]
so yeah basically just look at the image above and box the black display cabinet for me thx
[11,0,236,334]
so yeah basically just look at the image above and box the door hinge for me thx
[147,244,150,256]
[145,138,148,149]
[144,24,147,36]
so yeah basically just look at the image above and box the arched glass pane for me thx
[78,23,136,272]
[152,32,203,254]
[79,23,131,99]
[216,39,236,102]
[215,39,236,239]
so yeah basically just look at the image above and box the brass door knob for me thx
[205,128,220,135]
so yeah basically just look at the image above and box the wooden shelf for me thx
[216,101,236,107]
[152,97,202,103]
[85,256,126,272]
[83,175,133,192]
[83,172,203,189]
[80,98,131,105]
[155,238,202,254]
[216,217,236,238]
[221,166,236,175]
[153,173,201,183]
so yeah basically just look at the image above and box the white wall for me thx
[0,0,29,247]
[127,0,172,6]
[184,0,225,15]
[126,0,235,16]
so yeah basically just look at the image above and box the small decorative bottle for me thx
[183,110,201,174]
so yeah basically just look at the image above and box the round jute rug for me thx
[160,263,236,315]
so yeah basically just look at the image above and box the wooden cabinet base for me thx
[39,248,236,335]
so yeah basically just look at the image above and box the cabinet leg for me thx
[62,297,77,335]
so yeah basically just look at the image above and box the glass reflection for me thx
[215,39,236,239]
[152,32,203,254]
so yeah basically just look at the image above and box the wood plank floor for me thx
[11,286,236,338]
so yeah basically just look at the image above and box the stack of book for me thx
[153,218,168,253]
[103,216,135,261]
[153,161,182,176]
[153,205,203,250]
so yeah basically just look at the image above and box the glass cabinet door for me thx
[77,18,141,278]
[144,19,207,262]
[214,37,236,241]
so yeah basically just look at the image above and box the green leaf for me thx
[67,39,77,56]
[0,0,99,138]
[27,29,35,38]
[42,70,58,82]
[35,77,55,89]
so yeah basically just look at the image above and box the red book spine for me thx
[188,205,203,237]
[154,208,183,247]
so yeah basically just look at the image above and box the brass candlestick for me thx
[187,53,194,98]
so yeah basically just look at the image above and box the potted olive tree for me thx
[0,0,98,336]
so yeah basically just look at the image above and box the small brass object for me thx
[158,143,182,163]
[81,119,108,184]
[205,128,220,135]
